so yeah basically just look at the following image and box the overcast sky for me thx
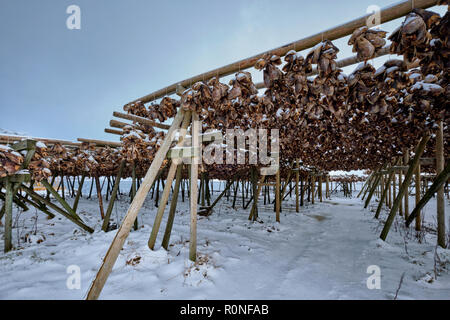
[0,0,446,142]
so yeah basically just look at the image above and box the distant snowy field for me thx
[0,182,449,300]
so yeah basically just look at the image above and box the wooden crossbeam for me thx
[113,111,170,130]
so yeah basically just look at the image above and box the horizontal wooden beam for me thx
[109,119,129,129]
[104,128,124,136]
[126,0,439,105]
[113,112,170,130]
[77,138,121,148]
[0,135,80,147]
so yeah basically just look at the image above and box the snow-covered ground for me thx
[0,182,449,300]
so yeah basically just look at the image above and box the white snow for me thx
[0,182,448,300]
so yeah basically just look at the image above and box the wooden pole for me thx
[403,151,410,218]
[249,174,266,221]
[102,160,126,232]
[436,121,446,248]
[21,185,94,233]
[319,174,323,202]
[41,179,83,221]
[380,134,430,241]
[86,109,185,300]
[95,176,105,220]
[161,164,183,250]
[415,164,421,231]
[131,164,138,231]
[4,179,13,252]
[375,164,397,219]
[406,162,450,229]
[189,112,199,262]
[148,161,178,250]
[276,169,280,223]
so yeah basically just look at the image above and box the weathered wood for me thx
[406,161,450,229]
[0,135,80,147]
[4,179,13,252]
[249,173,265,221]
[403,151,410,219]
[189,112,200,262]
[102,160,126,232]
[21,184,94,233]
[148,161,178,250]
[364,166,385,208]
[380,134,430,241]
[295,160,300,212]
[276,169,280,223]
[415,164,421,231]
[161,164,183,250]
[200,179,234,216]
[375,161,398,219]
[41,179,83,221]
[436,121,445,248]
[72,173,85,212]
[131,164,138,231]
[86,109,186,300]
[109,119,129,129]
[104,128,123,136]
[95,176,105,220]
[16,193,55,219]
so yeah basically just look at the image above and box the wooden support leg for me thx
[161,164,183,250]
[403,151,409,219]
[436,121,446,248]
[380,134,430,241]
[276,169,280,223]
[415,164,421,231]
[319,175,323,202]
[41,179,83,221]
[102,160,126,232]
[95,176,105,220]
[249,173,265,221]
[131,164,138,231]
[375,165,397,219]
[21,185,94,233]
[189,112,200,262]
[86,108,186,300]
[406,162,450,229]
[295,160,299,213]
[72,173,85,213]
[148,161,178,250]
[4,179,13,253]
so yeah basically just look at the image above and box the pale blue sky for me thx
[0,1,446,141]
